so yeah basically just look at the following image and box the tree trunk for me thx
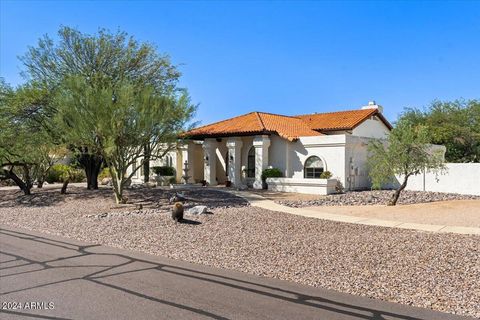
[3,168,32,195]
[389,175,410,206]
[143,144,150,183]
[23,166,33,194]
[61,179,70,194]
[37,180,44,188]
[111,169,127,204]
[79,152,103,190]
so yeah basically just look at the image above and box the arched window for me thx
[304,156,324,178]
[247,147,255,178]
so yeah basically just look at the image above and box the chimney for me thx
[361,100,383,113]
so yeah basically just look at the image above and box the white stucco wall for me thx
[268,134,289,177]
[352,116,390,139]
[344,135,375,190]
[290,135,347,187]
[397,163,480,195]
[127,149,179,184]
[215,142,228,184]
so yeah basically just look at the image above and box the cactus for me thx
[172,202,184,222]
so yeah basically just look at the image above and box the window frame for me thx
[303,156,324,179]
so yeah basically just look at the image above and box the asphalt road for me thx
[0,225,466,320]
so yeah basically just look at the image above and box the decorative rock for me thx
[169,192,187,204]
[186,205,208,215]
[277,190,480,208]
[145,181,156,188]
[101,178,112,186]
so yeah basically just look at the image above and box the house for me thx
[129,101,392,194]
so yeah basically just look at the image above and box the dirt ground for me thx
[304,200,480,228]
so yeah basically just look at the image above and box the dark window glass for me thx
[304,156,324,179]
[247,147,255,178]
[225,151,229,177]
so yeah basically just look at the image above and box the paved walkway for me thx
[227,190,480,235]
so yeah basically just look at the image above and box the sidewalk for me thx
[227,190,480,235]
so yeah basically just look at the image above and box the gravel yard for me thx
[276,190,480,207]
[0,186,479,318]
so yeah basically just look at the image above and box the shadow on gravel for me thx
[0,186,248,210]
[178,219,202,225]
[0,187,113,208]
[0,227,450,320]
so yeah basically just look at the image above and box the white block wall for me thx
[399,163,480,195]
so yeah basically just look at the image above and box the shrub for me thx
[45,164,85,183]
[261,168,283,181]
[152,166,175,176]
[320,171,332,179]
[98,167,111,180]
[168,177,177,184]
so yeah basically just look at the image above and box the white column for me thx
[226,137,243,187]
[253,135,271,189]
[285,141,291,178]
[202,139,217,186]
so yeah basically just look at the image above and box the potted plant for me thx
[261,168,283,189]
[153,166,176,186]
[320,171,332,179]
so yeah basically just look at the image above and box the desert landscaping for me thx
[1,185,479,318]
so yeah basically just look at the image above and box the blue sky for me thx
[1,1,479,125]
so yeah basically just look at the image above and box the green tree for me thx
[21,27,182,188]
[400,100,480,162]
[0,81,57,194]
[368,120,446,206]
[54,76,194,203]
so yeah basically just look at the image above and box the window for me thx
[165,155,173,167]
[247,147,255,178]
[304,156,324,178]
[132,161,138,177]
[225,151,229,177]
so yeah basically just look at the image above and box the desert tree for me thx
[0,81,57,194]
[54,76,195,203]
[368,119,446,206]
[20,26,182,188]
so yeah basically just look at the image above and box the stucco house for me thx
[129,101,392,194]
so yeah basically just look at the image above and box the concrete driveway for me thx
[0,225,466,320]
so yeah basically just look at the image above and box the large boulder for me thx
[186,205,208,215]
[101,177,112,186]
[145,181,157,188]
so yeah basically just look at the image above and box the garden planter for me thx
[155,175,174,186]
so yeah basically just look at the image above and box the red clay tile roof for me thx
[296,108,392,131]
[184,112,321,141]
[184,108,392,141]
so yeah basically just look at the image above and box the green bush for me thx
[320,171,332,179]
[152,166,175,176]
[46,164,85,183]
[261,168,283,180]
[98,167,111,180]
[168,177,177,184]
